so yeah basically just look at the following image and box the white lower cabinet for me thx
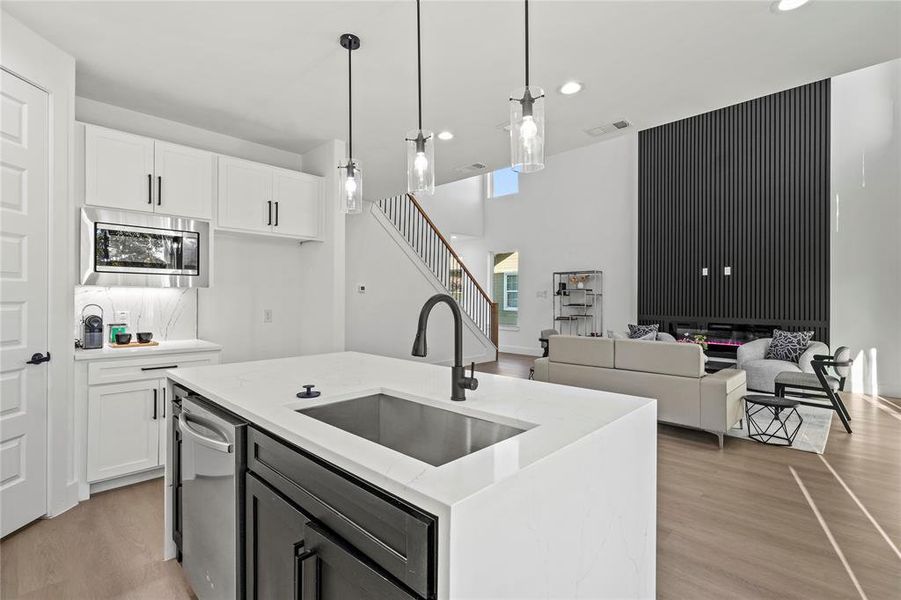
[79,348,220,489]
[87,379,164,482]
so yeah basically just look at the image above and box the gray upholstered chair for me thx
[736,337,829,393]
[775,346,853,433]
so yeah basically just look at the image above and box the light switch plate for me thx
[724,266,732,276]
[263,309,273,323]
[115,310,129,324]
[701,267,709,277]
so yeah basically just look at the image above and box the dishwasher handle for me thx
[178,412,233,453]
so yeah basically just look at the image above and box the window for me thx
[503,273,518,311]
[489,167,519,198]
[492,251,519,326]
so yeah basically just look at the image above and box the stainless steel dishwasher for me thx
[173,385,246,600]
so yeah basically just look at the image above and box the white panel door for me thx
[272,169,322,239]
[84,124,154,212]
[217,156,272,233]
[153,140,214,220]
[87,379,161,482]
[0,71,49,537]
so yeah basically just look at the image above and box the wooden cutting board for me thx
[109,341,160,348]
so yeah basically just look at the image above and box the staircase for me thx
[375,193,499,355]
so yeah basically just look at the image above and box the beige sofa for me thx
[533,336,747,447]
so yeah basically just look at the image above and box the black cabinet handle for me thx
[26,352,51,365]
[161,387,166,418]
[140,365,178,371]
[267,200,273,226]
[147,174,152,204]
[152,388,158,420]
[295,545,319,600]
[157,176,162,205]
[274,201,279,226]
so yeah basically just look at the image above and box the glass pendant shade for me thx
[341,159,363,214]
[406,129,435,195]
[509,85,545,173]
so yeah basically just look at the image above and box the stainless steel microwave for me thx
[80,208,210,287]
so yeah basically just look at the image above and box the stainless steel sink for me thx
[297,394,530,467]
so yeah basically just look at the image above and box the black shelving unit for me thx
[552,270,603,336]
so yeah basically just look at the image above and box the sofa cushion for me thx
[765,329,814,363]
[628,323,659,339]
[614,339,705,378]
[743,358,801,393]
[774,370,840,391]
[549,335,614,368]
[548,362,700,427]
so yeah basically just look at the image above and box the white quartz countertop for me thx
[167,352,654,509]
[74,339,222,361]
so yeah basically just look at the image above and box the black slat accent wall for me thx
[638,79,830,343]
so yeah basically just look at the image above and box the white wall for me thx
[416,175,485,238]
[345,205,493,366]
[831,58,901,398]
[453,134,639,355]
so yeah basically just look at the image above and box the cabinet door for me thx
[300,522,418,600]
[153,140,214,219]
[87,379,162,482]
[272,169,322,239]
[85,124,155,212]
[246,473,309,600]
[218,156,272,233]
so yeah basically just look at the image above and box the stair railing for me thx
[376,193,499,351]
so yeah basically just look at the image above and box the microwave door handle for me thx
[177,412,232,453]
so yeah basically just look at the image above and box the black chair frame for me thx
[774,353,853,434]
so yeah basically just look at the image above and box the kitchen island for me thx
[163,351,656,599]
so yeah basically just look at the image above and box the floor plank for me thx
[2,353,899,599]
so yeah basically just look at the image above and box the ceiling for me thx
[4,1,899,200]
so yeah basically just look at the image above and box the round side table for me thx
[744,394,803,446]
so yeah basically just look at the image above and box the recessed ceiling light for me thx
[437,130,454,141]
[559,81,583,95]
[772,0,810,12]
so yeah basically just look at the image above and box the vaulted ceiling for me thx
[5,1,899,199]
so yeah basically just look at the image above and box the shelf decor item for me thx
[405,0,435,195]
[509,0,545,173]
[338,33,363,214]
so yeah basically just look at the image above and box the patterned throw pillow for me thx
[627,324,659,339]
[765,329,814,363]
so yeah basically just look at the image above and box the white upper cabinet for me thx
[153,140,214,220]
[272,168,321,239]
[217,156,273,233]
[85,125,155,213]
[84,124,214,220]
[218,157,323,240]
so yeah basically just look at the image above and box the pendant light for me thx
[339,33,363,214]
[405,0,435,195]
[509,0,545,173]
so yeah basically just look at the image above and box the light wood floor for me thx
[3,353,899,599]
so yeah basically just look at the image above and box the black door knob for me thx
[26,352,51,365]
[296,384,321,399]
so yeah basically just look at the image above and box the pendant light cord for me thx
[347,42,353,159]
[416,0,423,131]
[524,0,529,88]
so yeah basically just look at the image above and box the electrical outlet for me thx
[263,309,273,323]
[724,266,732,276]
[115,310,129,324]
[701,267,709,277]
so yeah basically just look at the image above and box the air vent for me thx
[456,162,487,174]
[585,119,631,137]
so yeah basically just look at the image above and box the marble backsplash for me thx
[75,286,198,343]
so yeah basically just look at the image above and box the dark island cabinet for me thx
[245,427,437,600]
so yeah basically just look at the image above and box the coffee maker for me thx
[81,304,104,350]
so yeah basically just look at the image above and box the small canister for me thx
[108,323,127,343]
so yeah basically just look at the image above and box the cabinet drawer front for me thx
[87,352,220,386]
[247,428,436,599]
